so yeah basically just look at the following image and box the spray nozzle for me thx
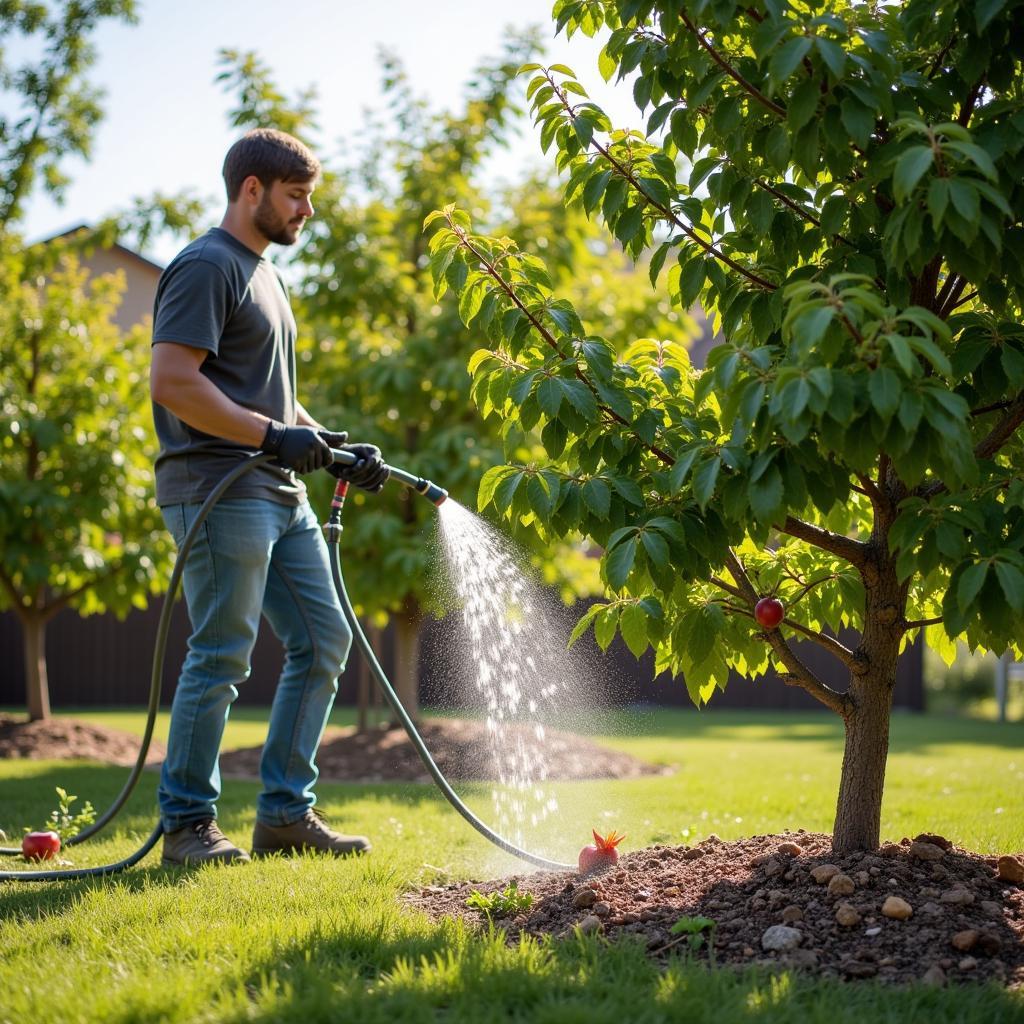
[328,449,447,506]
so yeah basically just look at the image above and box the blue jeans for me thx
[158,498,351,830]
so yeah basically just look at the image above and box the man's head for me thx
[222,128,320,246]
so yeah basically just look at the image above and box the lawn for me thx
[1,708,1022,1023]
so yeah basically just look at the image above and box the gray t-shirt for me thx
[150,227,305,507]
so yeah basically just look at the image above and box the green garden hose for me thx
[0,450,571,881]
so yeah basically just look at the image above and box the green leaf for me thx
[771,36,812,83]
[892,146,933,202]
[582,477,611,519]
[605,537,637,589]
[561,378,599,420]
[949,179,980,223]
[786,77,819,133]
[618,603,649,658]
[594,606,619,650]
[527,473,555,520]
[815,37,847,78]
[840,97,875,149]
[641,529,670,569]
[692,457,720,510]
[748,466,784,522]
[478,466,513,510]
[493,470,525,513]
[976,0,1009,30]
[537,375,563,417]
[869,367,901,419]
[994,561,1024,611]
[568,604,602,648]
[598,45,617,82]
[583,168,612,214]
[957,562,988,613]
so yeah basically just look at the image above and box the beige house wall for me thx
[76,246,161,332]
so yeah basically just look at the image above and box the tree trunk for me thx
[832,670,895,854]
[392,602,422,723]
[832,552,904,854]
[22,613,51,722]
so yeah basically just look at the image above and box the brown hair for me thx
[222,128,320,200]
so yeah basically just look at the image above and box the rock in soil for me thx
[406,831,1024,989]
[998,856,1024,885]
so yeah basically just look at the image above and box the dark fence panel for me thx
[1,601,923,712]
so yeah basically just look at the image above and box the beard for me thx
[254,193,303,245]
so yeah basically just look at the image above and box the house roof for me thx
[34,222,165,273]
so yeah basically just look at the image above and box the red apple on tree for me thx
[754,597,785,630]
[22,831,61,861]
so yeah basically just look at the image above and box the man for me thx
[150,127,388,866]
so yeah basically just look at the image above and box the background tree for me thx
[0,243,173,720]
[432,0,1024,852]
[0,0,183,721]
[219,41,697,718]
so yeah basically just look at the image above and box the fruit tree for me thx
[429,0,1024,853]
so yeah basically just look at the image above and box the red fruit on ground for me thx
[754,597,785,629]
[578,829,625,874]
[22,831,61,861]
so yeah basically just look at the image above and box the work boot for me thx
[161,818,250,867]
[251,808,371,858]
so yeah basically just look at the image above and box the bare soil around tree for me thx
[407,830,1024,989]
[0,713,166,766]
[219,718,673,783]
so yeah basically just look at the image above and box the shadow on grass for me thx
[216,900,1024,1024]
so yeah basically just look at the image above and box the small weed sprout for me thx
[465,881,534,919]
[26,787,96,840]
[669,915,716,954]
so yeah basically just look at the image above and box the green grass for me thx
[1,709,1022,1022]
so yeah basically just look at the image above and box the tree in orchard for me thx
[0,242,174,720]
[0,0,179,722]
[430,0,1024,853]
[217,43,697,717]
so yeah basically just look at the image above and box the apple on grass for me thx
[754,597,785,630]
[22,831,61,861]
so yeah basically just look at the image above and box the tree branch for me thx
[723,551,852,715]
[679,14,786,117]
[904,616,943,630]
[919,390,1024,499]
[544,74,777,291]
[0,564,25,612]
[974,391,1024,461]
[779,516,868,566]
[752,177,853,247]
[948,289,977,313]
[450,221,675,465]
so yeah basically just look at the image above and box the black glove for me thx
[324,441,390,493]
[318,429,350,452]
[260,420,333,474]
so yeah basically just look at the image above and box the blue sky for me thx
[16,0,640,263]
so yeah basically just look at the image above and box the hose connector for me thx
[413,478,448,506]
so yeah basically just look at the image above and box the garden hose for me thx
[1,449,571,881]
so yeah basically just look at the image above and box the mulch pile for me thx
[0,713,165,766]
[220,718,671,783]
[406,830,1024,988]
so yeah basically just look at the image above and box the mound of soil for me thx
[407,831,1024,988]
[220,718,670,783]
[0,713,165,766]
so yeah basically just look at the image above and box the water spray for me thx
[0,449,571,881]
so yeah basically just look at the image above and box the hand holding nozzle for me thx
[318,432,390,493]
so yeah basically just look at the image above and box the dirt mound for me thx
[407,831,1024,988]
[0,714,165,767]
[220,718,670,783]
